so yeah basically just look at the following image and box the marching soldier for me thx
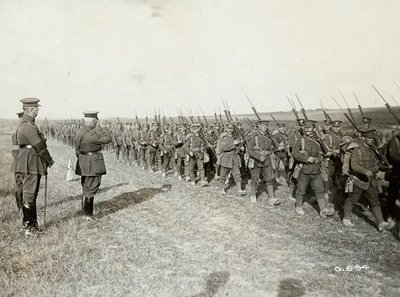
[183,123,208,186]
[159,125,175,177]
[247,120,281,205]
[342,127,394,232]
[10,111,25,211]
[272,123,290,185]
[173,123,187,180]
[292,119,333,217]
[75,112,112,220]
[112,122,125,161]
[217,123,246,196]
[15,98,54,235]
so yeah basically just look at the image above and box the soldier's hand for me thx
[260,155,266,162]
[233,140,240,145]
[307,157,316,163]
[48,159,55,168]
[376,171,385,180]
[365,170,374,177]
[326,151,333,157]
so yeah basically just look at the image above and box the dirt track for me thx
[1,136,400,297]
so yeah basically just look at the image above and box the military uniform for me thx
[10,111,25,210]
[75,112,112,218]
[112,123,125,161]
[183,124,207,186]
[159,128,175,176]
[343,127,393,231]
[292,120,332,216]
[173,125,187,179]
[272,123,290,184]
[15,98,54,234]
[247,120,280,205]
[217,124,246,195]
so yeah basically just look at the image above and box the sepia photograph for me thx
[0,1,399,296]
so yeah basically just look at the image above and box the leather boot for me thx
[22,204,30,229]
[15,191,23,211]
[88,197,94,217]
[30,202,43,232]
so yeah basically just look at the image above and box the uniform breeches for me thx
[220,166,242,183]
[250,165,274,185]
[146,147,156,168]
[175,156,185,175]
[188,157,205,181]
[139,147,146,166]
[344,184,382,222]
[295,172,325,205]
[162,153,172,172]
[21,174,42,203]
[81,176,102,198]
[15,172,24,196]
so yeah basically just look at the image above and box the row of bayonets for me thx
[130,84,400,129]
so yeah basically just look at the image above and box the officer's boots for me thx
[15,191,23,211]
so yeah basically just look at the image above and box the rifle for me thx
[200,107,209,125]
[245,93,262,120]
[390,96,400,115]
[245,95,279,148]
[332,97,358,129]
[318,99,332,122]
[295,94,308,120]
[287,97,300,120]
[341,92,357,125]
[270,113,279,126]
[353,92,364,116]
[372,85,400,124]
[221,97,231,122]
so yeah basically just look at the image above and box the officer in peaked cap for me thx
[75,111,112,220]
[15,98,54,235]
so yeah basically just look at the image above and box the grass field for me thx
[1,121,400,297]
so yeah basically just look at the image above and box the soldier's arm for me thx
[220,136,236,152]
[22,123,54,167]
[247,137,262,161]
[292,139,309,163]
[350,148,370,176]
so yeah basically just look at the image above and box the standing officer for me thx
[15,98,54,235]
[247,120,280,205]
[75,112,112,220]
[10,111,25,211]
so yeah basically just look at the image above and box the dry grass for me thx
[0,130,400,297]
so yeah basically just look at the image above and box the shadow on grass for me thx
[190,271,230,297]
[278,278,306,297]
[44,184,172,228]
[46,182,129,208]
[95,184,172,219]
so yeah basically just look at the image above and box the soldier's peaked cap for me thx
[20,97,40,107]
[303,119,317,128]
[323,119,332,125]
[191,123,202,128]
[257,119,269,124]
[296,118,306,126]
[362,116,372,124]
[332,120,343,127]
[83,111,99,119]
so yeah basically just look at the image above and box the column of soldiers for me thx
[23,110,400,235]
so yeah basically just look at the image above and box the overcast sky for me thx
[1,0,400,119]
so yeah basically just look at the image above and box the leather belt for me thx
[20,145,33,149]
[80,151,101,155]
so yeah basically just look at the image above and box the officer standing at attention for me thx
[15,98,54,235]
[75,112,112,220]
